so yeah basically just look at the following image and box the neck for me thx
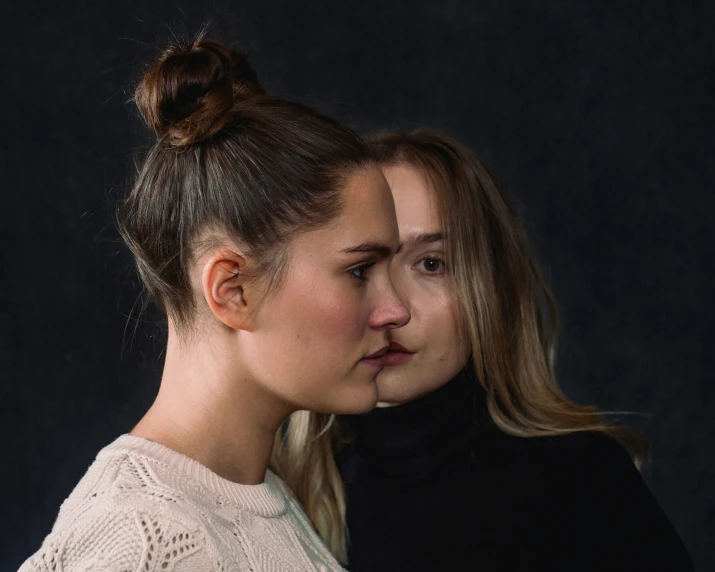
[131,325,289,485]
[347,367,485,486]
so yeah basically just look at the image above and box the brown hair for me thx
[271,128,647,563]
[118,36,373,329]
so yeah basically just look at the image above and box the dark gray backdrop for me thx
[2,1,713,570]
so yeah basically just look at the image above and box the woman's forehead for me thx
[384,165,441,235]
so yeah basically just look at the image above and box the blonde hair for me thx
[271,128,647,563]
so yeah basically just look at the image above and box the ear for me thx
[201,249,254,331]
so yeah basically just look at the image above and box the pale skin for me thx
[375,164,471,406]
[132,166,410,484]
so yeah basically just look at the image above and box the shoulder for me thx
[535,429,633,458]
[477,429,646,502]
[54,446,206,526]
[485,429,636,474]
[487,431,693,567]
[20,450,219,572]
[529,431,639,484]
[19,501,213,572]
[529,431,661,514]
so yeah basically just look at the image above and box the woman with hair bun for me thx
[18,37,409,572]
[274,129,694,571]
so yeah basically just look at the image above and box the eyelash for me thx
[414,255,446,274]
[349,262,376,281]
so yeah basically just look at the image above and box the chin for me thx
[317,379,379,415]
[348,380,381,414]
[375,370,445,406]
[375,381,422,405]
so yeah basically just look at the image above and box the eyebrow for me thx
[342,241,398,258]
[399,232,444,249]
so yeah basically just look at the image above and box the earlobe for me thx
[201,250,253,330]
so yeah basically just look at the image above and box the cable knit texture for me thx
[19,435,344,572]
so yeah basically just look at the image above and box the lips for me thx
[360,345,390,370]
[388,341,411,353]
[364,345,389,360]
[361,342,415,369]
[382,341,415,367]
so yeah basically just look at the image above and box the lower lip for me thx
[361,356,387,369]
[382,351,415,366]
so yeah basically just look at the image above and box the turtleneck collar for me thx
[344,367,489,487]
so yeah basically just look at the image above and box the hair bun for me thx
[135,38,265,147]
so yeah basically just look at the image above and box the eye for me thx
[349,262,376,281]
[415,257,445,274]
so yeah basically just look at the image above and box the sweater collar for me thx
[344,367,488,486]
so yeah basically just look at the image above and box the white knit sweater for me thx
[18,435,345,572]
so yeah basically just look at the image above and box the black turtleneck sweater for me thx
[339,371,693,571]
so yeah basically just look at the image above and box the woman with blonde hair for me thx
[18,38,411,572]
[272,129,693,570]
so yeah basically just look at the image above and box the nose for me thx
[369,275,410,330]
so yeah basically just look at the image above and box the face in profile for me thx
[374,164,470,406]
[241,165,410,414]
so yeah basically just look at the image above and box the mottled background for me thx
[2,1,713,569]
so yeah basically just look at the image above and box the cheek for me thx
[312,290,366,346]
[407,276,460,345]
[402,280,467,384]
[421,295,462,360]
[280,274,368,353]
[249,274,375,407]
